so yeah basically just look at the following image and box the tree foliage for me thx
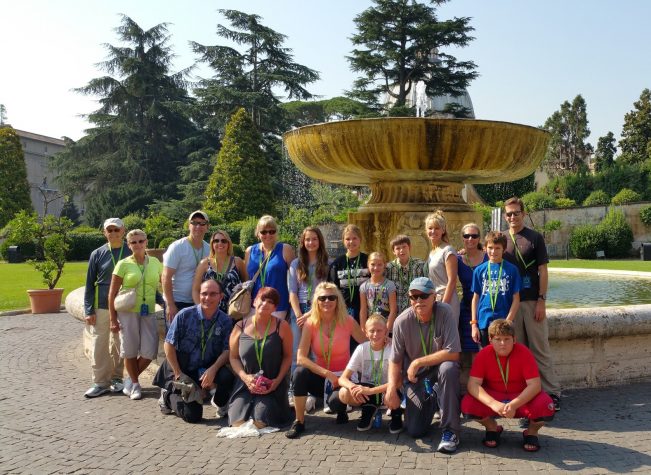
[619,88,651,165]
[593,131,616,172]
[474,173,535,207]
[51,15,198,226]
[204,108,274,222]
[347,0,477,112]
[542,95,592,175]
[0,126,32,228]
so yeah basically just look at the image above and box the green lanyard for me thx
[189,238,204,266]
[319,322,336,370]
[253,316,272,370]
[200,316,218,360]
[259,247,273,288]
[137,257,147,303]
[508,232,535,270]
[487,261,503,314]
[215,257,230,282]
[417,315,435,357]
[397,258,412,289]
[306,265,315,303]
[346,255,361,301]
[108,243,124,268]
[495,351,510,391]
[369,344,385,404]
[371,280,387,313]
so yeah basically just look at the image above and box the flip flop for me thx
[482,425,503,448]
[522,429,541,452]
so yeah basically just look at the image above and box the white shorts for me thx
[117,311,159,360]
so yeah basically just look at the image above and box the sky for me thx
[1,0,650,148]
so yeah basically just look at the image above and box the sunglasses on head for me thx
[212,238,228,244]
[409,293,430,301]
[505,211,522,217]
[190,221,208,226]
[317,295,337,302]
[463,233,480,239]
[260,229,277,235]
[129,239,146,245]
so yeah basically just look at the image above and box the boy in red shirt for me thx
[461,319,555,451]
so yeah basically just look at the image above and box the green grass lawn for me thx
[549,259,651,272]
[0,261,88,311]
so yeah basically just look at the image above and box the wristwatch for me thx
[538,294,546,300]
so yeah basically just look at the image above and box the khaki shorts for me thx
[117,311,159,360]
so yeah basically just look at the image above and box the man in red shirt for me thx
[461,319,555,452]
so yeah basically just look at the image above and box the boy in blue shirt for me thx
[471,232,521,347]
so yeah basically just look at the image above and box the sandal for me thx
[522,429,541,452]
[482,425,503,448]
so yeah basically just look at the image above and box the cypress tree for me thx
[0,126,32,227]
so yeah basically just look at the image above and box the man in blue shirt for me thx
[154,279,234,422]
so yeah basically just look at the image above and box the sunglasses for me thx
[190,221,208,226]
[317,295,338,302]
[212,238,229,244]
[409,293,430,301]
[260,229,277,235]
[505,211,522,217]
[129,239,146,245]
[106,228,121,233]
[462,233,480,239]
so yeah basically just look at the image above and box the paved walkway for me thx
[1,312,651,474]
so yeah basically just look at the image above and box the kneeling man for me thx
[154,279,234,422]
[461,319,555,451]
[385,277,461,453]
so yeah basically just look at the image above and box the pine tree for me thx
[0,126,32,228]
[204,108,274,223]
[593,132,616,172]
[619,88,651,165]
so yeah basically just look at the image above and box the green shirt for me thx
[113,255,163,313]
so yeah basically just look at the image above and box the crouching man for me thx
[154,279,235,422]
[461,319,555,451]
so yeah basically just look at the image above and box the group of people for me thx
[82,197,560,453]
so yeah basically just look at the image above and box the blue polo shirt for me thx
[165,305,233,373]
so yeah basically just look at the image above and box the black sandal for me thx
[482,425,503,448]
[522,429,541,452]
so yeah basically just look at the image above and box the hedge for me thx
[66,232,106,261]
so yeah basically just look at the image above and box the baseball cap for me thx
[103,218,124,229]
[408,277,435,294]
[188,210,209,222]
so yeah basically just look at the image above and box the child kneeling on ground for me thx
[329,314,403,433]
[461,319,555,452]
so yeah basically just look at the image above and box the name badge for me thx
[522,275,532,289]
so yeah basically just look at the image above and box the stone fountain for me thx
[283,117,549,259]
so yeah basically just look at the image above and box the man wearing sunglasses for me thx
[83,218,131,398]
[163,211,211,325]
[385,277,461,453]
[502,197,561,412]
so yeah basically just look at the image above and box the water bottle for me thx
[423,377,434,397]
[400,393,407,409]
[373,410,382,428]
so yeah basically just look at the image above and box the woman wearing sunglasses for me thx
[457,223,487,354]
[285,282,367,439]
[192,230,247,313]
[108,229,163,401]
[245,215,295,319]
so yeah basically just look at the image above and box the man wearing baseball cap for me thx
[84,218,131,398]
[385,277,462,453]
[162,211,211,325]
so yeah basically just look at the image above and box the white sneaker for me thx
[288,394,295,408]
[158,390,172,414]
[110,378,124,393]
[323,405,333,414]
[122,377,133,396]
[84,385,109,398]
[130,383,142,400]
[437,430,459,453]
[305,395,317,414]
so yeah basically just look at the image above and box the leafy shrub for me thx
[67,232,106,261]
[122,214,146,232]
[158,237,177,249]
[569,225,606,259]
[237,216,259,250]
[583,190,610,206]
[611,188,642,205]
[554,198,576,208]
[144,213,177,248]
[600,208,633,257]
[522,191,555,211]
[232,244,244,259]
[640,205,651,226]
[73,225,101,234]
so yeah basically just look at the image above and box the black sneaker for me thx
[389,412,403,434]
[336,411,349,424]
[285,420,305,439]
[551,394,561,411]
[357,405,377,431]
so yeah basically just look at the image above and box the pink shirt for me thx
[307,315,356,372]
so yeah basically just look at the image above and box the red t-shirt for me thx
[469,342,539,394]
[307,315,356,372]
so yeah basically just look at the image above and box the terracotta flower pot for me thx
[27,288,64,314]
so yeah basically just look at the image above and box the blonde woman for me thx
[425,211,460,323]
[285,282,367,439]
[192,230,247,313]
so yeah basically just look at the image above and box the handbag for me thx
[113,259,146,312]
[228,266,262,320]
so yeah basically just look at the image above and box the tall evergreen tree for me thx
[204,108,274,223]
[542,95,592,175]
[0,126,32,227]
[593,131,616,172]
[51,15,198,225]
[347,0,477,112]
[619,88,651,165]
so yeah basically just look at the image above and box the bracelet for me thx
[469,320,478,325]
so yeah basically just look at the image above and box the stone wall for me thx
[528,202,651,258]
